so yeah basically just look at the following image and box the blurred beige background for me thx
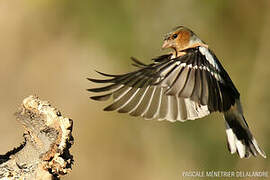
[0,0,269,179]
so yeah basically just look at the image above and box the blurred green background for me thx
[0,0,269,179]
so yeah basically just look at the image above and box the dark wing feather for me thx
[88,47,239,121]
[180,68,196,98]
[190,69,202,103]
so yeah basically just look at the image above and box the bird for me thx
[88,26,266,158]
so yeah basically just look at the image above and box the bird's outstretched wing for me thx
[88,46,239,122]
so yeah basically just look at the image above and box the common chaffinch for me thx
[88,26,266,159]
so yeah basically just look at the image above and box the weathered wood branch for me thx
[0,95,74,180]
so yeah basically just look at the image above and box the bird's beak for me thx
[162,40,171,49]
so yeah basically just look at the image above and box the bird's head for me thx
[162,26,203,52]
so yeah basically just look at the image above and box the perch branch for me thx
[0,95,74,180]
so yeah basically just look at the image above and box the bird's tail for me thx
[224,99,266,158]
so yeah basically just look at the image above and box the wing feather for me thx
[165,66,188,95]
[166,96,178,122]
[190,69,202,103]
[180,68,196,98]
[200,69,209,105]
[118,87,147,113]
[158,89,169,120]
[144,87,162,119]
[130,86,155,117]
[178,98,188,120]
[89,47,239,121]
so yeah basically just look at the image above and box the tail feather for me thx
[224,100,266,158]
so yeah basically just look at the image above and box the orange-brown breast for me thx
[175,30,191,50]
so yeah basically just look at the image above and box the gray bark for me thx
[0,95,74,180]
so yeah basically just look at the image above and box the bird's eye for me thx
[172,34,178,39]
